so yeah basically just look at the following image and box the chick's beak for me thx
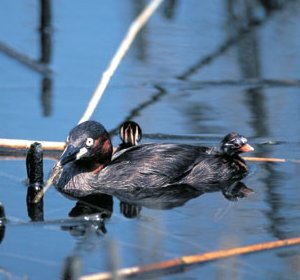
[59,145,80,166]
[239,143,254,153]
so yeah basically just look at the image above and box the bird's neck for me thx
[92,138,113,173]
[222,153,247,171]
[231,155,248,173]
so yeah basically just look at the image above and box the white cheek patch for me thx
[76,147,88,160]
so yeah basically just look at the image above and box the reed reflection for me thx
[227,0,269,139]
[131,0,148,62]
[162,0,178,20]
[227,0,290,241]
[39,0,53,117]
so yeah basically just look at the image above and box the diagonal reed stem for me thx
[80,236,300,280]
[78,0,164,124]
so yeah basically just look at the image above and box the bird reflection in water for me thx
[61,193,113,237]
[118,181,253,218]
[25,175,253,239]
[61,180,253,237]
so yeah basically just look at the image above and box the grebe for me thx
[53,121,254,198]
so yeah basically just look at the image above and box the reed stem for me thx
[80,236,300,280]
[78,0,164,124]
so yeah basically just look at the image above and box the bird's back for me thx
[92,143,214,191]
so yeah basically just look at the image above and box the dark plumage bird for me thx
[53,121,254,198]
[115,121,142,153]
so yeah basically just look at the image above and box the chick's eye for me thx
[86,138,94,147]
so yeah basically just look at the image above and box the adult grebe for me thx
[53,121,254,198]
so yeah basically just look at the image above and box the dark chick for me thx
[115,121,142,153]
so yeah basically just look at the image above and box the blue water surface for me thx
[0,1,300,279]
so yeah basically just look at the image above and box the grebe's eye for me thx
[86,138,94,147]
[233,142,240,148]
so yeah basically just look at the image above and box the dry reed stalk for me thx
[0,138,65,151]
[243,156,300,163]
[33,168,60,203]
[0,155,59,161]
[80,236,300,280]
[0,138,299,163]
[78,0,164,124]
[243,156,285,162]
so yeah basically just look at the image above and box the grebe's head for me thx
[59,121,112,166]
[221,132,254,156]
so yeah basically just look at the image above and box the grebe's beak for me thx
[239,143,254,153]
[59,144,85,166]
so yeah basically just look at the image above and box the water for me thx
[1,0,300,279]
